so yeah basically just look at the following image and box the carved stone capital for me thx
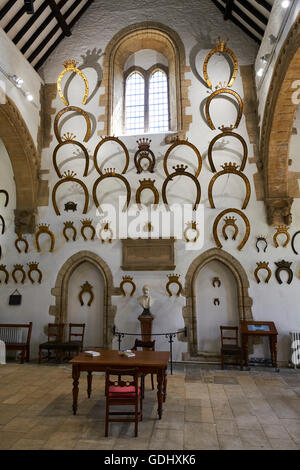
[14,209,37,234]
[265,197,293,226]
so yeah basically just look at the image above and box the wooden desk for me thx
[240,321,278,369]
[69,349,170,419]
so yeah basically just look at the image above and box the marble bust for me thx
[138,285,155,315]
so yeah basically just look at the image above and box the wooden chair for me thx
[38,323,65,363]
[132,339,155,398]
[59,323,86,359]
[105,368,143,437]
[220,326,243,370]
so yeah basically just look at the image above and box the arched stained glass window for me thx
[149,69,169,132]
[125,72,145,134]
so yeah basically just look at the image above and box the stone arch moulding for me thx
[260,13,300,226]
[49,250,121,348]
[99,22,192,136]
[181,248,253,359]
[0,95,39,233]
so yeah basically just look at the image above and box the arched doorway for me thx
[0,95,39,233]
[50,250,119,348]
[183,248,253,358]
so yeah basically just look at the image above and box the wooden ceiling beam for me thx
[45,0,71,37]
[224,0,234,20]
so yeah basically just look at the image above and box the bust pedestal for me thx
[138,311,154,342]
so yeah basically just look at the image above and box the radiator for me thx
[290,331,300,369]
[0,340,5,364]
[0,327,23,344]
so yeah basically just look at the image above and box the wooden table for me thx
[240,321,278,369]
[69,349,170,419]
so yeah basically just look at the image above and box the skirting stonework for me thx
[181,248,253,359]
[49,251,120,348]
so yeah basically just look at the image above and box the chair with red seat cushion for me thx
[105,368,143,437]
[132,339,155,398]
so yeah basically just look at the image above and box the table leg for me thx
[157,369,164,419]
[72,364,80,415]
[269,336,278,370]
[87,371,92,398]
[163,368,167,403]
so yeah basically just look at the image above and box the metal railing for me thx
[112,325,187,374]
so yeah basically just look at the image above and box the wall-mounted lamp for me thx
[257,68,264,77]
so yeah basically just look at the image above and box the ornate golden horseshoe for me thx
[52,171,89,216]
[134,138,155,173]
[203,37,238,89]
[81,219,95,241]
[57,59,89,106]
[254,262,272,284]
[27,262,42,284]
[53,133,89,178]
[63,221,77,242]
[92,169,131,213]
[93,136,129,175]
[184,221,200,243]
[15,233,29,253]
[99,222,113,244]
[12,264,26,284]
[208,128,248,172]
[135,179,159,206]
[208,162,251,209]
[163,139,202,178]
[166,274,183,297]
[78,281,94,306]
[273,226,290,248]
[0,189,9,207]
[205,88,243,130]
[213,208,250,251]
[162,165,201,211]
[0,264,9,284]
[222,216,239,241]
[35,224,55,253]
[54,106,91,143]
[120,276,136,296]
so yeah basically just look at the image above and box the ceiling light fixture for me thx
[281,0,290,8]
[257,68,264,77]
[25,92,33,102]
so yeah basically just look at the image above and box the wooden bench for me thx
[0,322,32,363]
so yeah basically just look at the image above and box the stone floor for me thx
[0,361,299,450]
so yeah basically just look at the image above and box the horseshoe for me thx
[53,139,89,178]
[81,219,96,241]
[54,106,91,143]
[205,88,243,130]
[0,215,5,234]
[92,170,131,213]
[256,237,268,253]
[166,275,183,297]
[163,140,202,178]
[208,129,248,172]
[0,264,9,284]
[0,190,9,207]
[63,221,77,242]
[12,264,26,284]
[291,231,300,255]
[35,224,55,253]
[78,281,94,306]
[27,262,42,284]
[135,179,159,206]
[208,163,251,210]
[120,276,136,296]
[15,233,29,253]
[93,136,129,175]
[203,38,238,90]
[222,216,239,241]
[254,262,272,284]
[52,171,89,216]
[212,277,221,288]
[162,165,201,210]
[275,260,293,285]
[213,208,250,251]
[57,59,89,106]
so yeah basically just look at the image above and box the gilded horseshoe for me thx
[208,130,248,172]
[162,166,201,211]
[166,275,183,297]
[222,217,239,241]
[57,60,89,106]
[254,262,272,284]
[213,208,250,251]
[12,265,26,284]
[27,262,42,284]
[54,106,91,143]
[78,281,94,306]
[53,140,89,178]
[63,222,77,242]
[0,190,9,207]
[273,227,290,248]
[208,163,251,210]
[15,234,29,253]
[135,179,159,206]
[93,136,129,175]
[203,38,238,89]
[205,88,243,130]
[92,171,131,213]
[163,140,202,178]
[35,225,55,253]
[52,172,89,216]
[0,264,9,284]
[81,219,96,241]
[120,277,136,297]
[291,231,300,255]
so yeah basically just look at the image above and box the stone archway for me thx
[182,248,253,358]
[260,13,300,225]
[49,250,120,348]
[0,95,39,233]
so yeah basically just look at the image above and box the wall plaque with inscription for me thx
[122,238,175,271]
